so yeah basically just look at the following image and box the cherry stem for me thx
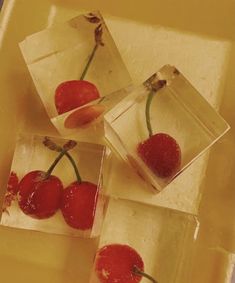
[64,151,82,184]
[133,266,158,283]
[144,79,166,138]
[45,149,67,178]
[79,43,98,80]
[44,144,82,184]
[145,90,155,138]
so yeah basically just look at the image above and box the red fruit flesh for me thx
[64,104,106,129]
[18,170,63,219]
[95,244,144,283]
[55,80,100,115]
[60,181,98,230]
[137,133,181,178]
[7,171,19,194]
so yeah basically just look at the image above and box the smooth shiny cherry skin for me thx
[55,80,100,115]
[60,181,98,230]
[64,104,105,128]
[137,133,181,178]
[18,170,63,219]
[95,244,144,283]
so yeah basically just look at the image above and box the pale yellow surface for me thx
[0,0,235,282]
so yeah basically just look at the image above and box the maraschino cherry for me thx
[59,150,98,230]
[137,79,181,178]
[18,139,76,219]
[55,20,104,115]
[94,244,158,283]
[61,180,98,230]
[43,138,99,230]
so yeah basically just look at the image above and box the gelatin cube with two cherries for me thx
[104,64,230,192]
[0,134,109,238]
[89,198,198,283]
[19,11,131,130]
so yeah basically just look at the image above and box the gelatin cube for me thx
[0,134,109,238]
[104,65,230,192]
[90,198,198,283]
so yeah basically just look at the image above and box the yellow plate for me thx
[0,0,235,282]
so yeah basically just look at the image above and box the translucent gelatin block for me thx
[89,198,198,283]
[104,65,230,192]
[0,134,109,238]
[19,11,131,127]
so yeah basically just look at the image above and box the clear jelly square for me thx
[19,11,131,133]
[104,65,230,192]
[0,134,109,238]
[89,198,198,283]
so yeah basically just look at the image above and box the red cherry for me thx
[7,171,19,194]
[18,170,63,219]
[64,104,105,129]
[55,80,100,114]
[60,181,98,230]
[95,244,144,283]
[137,133,181,178]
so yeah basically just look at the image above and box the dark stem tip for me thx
[95,24,104,46]
[43,137,61,152]
[63,140,77,151]
[84,13,101,24]
[151,79,166,92]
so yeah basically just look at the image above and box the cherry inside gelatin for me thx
[60,181,98,230]
[55,80,100,115]
[18,170,63,219]
[95,244,144,283]
[137,133,181,178]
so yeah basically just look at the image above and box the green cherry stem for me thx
[145,79,167,138]
[43,137,82,183]
[133,266,158,283]
[64,151,82,183]
[145,90,155,138]
[79,43,98,80]
[45,149,68,178]
[79,23,103,80]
